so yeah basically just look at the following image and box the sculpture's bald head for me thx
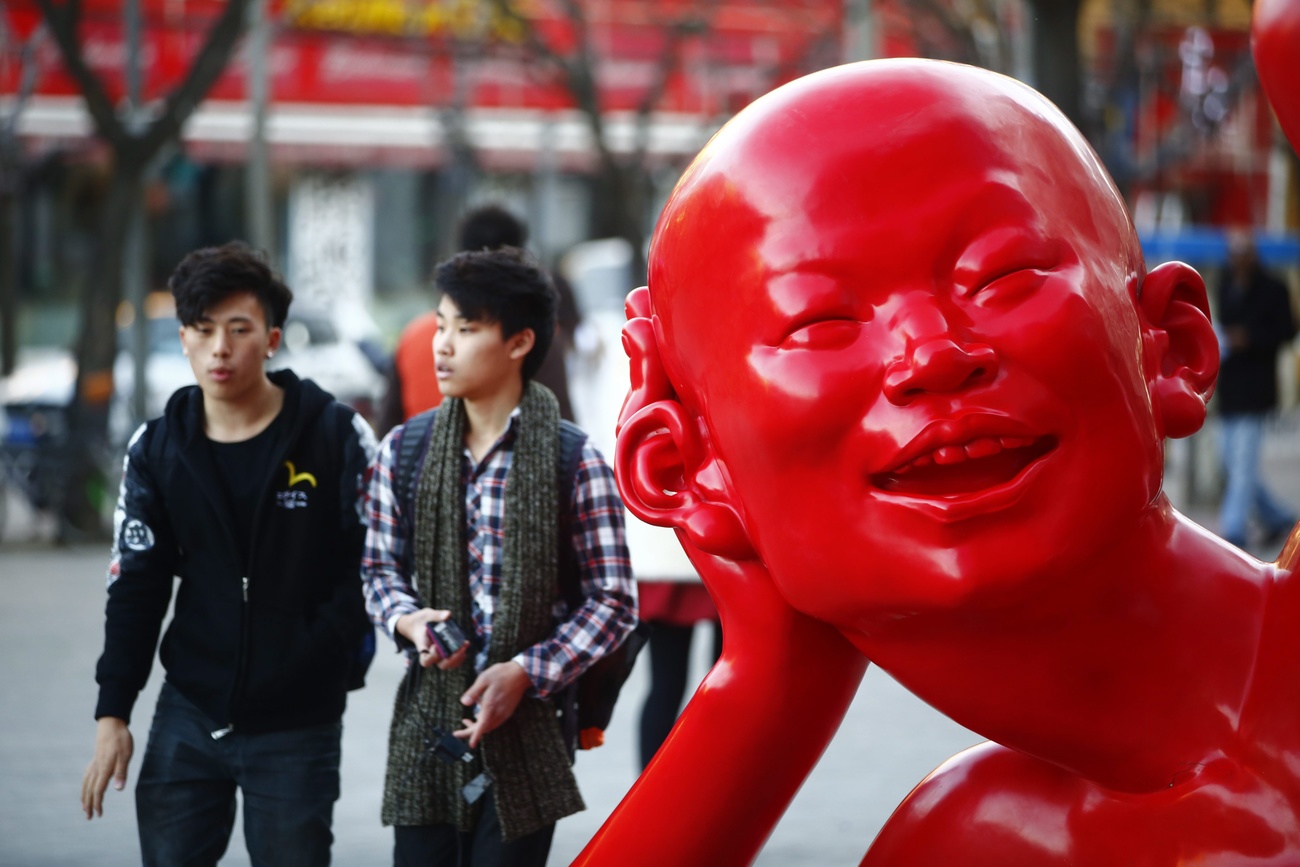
[617,59,1221,624]
[647,59,1141,410]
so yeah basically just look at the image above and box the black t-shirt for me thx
[208,413,284,569]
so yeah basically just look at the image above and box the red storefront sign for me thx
[1094,24,1275,226]
[2,0,840,115]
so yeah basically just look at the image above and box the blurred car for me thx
[109,306,194,444]
[0,348,78,463]
[0,348,77,516]
[1,294,386,452]
[267,306,385,423]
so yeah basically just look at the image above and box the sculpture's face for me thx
[652,62,1166,628]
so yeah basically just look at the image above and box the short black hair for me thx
[168,242,292,329]
[457,204,528,252]
[435,247,556,383]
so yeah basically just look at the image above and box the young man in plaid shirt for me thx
[361,246,636,867]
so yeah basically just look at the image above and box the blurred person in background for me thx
[556,237,722,772]
[1215,229,1298,550]
[635,576,721,771]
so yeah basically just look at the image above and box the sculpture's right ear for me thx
[617,401,755,560]
[615,287,756,560]
[1138,261,1219,440]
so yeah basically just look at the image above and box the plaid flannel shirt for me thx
[361,410,636,698]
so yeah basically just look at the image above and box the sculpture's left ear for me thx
[615,285,756,560]
[1138,261,1219,440]
[616,400,756,560]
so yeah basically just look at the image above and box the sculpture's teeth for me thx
[898,437,1011,472]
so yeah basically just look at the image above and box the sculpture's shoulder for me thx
[862,741,1087,866]
[1240,538,1300,773]
[862,741,1300,867]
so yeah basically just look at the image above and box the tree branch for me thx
[631,7,714,165]
[485,0,570,76]
[34,0,250,166]
[491,0,611,165]
[0,22,46,142]
[33,0,127,148]
[138,0,252,162]
[911,0,982,64]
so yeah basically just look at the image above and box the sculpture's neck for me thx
[845,510,1274,794]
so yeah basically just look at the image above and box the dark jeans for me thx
[135,682,341,867]
[393,791,554,867]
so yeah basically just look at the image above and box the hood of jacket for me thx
[162,368,335,451]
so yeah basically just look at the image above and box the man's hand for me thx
[396,608,470,670]
[455,661,532,749]
[82,717,133,819]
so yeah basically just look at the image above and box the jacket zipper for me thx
[208,575,249,740]
[227,418,295,734]
[177,441,251,740]
[211,578,244,742]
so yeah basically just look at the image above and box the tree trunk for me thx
[0,145,18,377]
[33,0,251,536]
[1026,0,1085,130]
[61,159,142,538]
[589,157,651,283]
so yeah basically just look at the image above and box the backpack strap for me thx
[551,420,648,752]
[555,419,588,608]
[394,408,438,522]
[321,402,377,692]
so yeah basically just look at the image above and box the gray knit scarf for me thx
[381,383,584,840]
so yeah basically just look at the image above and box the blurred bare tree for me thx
[0,17,44,378]
[1024,0,1085,128]
[32,0,253,535]
[886,0,1022,72]
[879,0,1083,128]
[482,0,838,279]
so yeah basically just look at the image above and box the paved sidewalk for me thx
[0,538,979,867]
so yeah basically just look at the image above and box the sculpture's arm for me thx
[574,545,868,867]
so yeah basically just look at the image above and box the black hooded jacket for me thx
[94,370,376,734]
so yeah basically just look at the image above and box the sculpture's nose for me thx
[881,297,998,405]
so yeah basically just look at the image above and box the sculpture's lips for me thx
[871,434,1056,497]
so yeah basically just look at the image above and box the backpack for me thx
[394,408,647,751]
[329,403,376,692]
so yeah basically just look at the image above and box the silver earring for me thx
[266,350,274,358]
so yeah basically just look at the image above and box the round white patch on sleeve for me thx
[122,519,155,552]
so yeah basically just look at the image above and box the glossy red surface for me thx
[1254,0,1300,156]
[575,59,1300,866]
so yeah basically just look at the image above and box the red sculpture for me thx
[1253,0,1300,157]
[575,58,1300,866]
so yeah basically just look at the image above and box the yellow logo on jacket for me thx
[284,461,318,488]
[277,461,317,510]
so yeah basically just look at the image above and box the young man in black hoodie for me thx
[81,243,378,866]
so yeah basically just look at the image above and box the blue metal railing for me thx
[1140,227,1300,267]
